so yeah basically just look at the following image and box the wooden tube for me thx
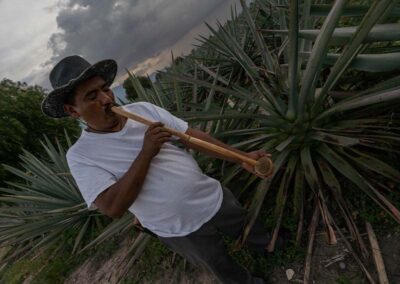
[111,106,274,176]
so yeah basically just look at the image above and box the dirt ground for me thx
[267,228,400,284]
[65,228,400,284]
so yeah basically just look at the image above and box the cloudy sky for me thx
[0,0,243,91]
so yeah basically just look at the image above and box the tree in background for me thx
[0,79,80,183]
[122,75,152,101]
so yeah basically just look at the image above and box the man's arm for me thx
[94,122,171,218]
[180,127,269,175]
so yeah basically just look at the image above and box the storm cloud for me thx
[46,0,231,86]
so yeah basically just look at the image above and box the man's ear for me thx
[63,104,80,119]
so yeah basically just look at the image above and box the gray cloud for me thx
[0,0,58,89]
[45,0,230,87]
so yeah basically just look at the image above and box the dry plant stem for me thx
[365,222,389,284]
[266,178,289,252]
[328,212,376,284]
[183,259,187,271]
[295,196,304,246]
[266,215,283,252]
[333,193,370,260]
[112,106,273,176]
[322,254,346,268]
[116,233,151,284]
[317,192,337,245]
[303,203,320,284]
[171,252,177,265]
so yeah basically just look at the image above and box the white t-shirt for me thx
[66,102,223,237]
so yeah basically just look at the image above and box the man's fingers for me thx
[241,162,255,173]
[147,127,170,137]
[257,150,272,158]
[147,122,164,132]
[255,151,271,159]
[153,132,172,140]
[159,137,172,143]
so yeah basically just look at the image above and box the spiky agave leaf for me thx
[0,135,135,264]
[130,1,400,281]
[122,1,399,282]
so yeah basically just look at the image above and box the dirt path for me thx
[65,229,400,283]
[269,229,400,284]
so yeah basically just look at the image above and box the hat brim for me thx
[41,59,117,118]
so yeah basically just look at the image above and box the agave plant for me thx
[1,1,399,282]
[126,0,400,281]
[0,134,146,268]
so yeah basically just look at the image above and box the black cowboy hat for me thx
[41,55,117,118]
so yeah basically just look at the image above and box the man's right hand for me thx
[141,122,172,158]
[95,122,171,218]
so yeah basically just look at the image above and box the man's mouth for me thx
[105,103,117,114]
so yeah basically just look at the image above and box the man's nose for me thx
[98,91,113,104]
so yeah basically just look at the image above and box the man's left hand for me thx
[241,150,272,178]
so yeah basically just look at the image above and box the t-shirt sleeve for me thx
[136,102,189,134]
[67,152,117,210]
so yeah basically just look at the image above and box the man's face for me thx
[64,76,119,130]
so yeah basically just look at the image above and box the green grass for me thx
[1,180,397,283]
[230,240,305,281]
[348,182,400,234]
[0,251,85,284]
[336,275,353,284]
[120,238,172,284]
[0,230,128,284]
[1,257,46,284]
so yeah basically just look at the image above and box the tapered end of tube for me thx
[254,156,274,177]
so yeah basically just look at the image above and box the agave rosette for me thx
[142,0,400,278]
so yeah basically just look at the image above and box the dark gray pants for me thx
[158,187,268,284]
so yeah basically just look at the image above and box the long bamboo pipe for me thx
[111,106,274,177]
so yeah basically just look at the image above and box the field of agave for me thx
[1,0,399,282]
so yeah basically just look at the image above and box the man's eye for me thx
[87,93,97,100]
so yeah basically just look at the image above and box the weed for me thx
[336,275,354,284]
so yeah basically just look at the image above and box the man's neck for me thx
[86,117,127,134]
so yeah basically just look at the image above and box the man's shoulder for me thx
[66,135,90,162]
[122,102,160,119]
[122,101,155,112]
[65,139,81,161]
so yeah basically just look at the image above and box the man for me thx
[42,55,279,284]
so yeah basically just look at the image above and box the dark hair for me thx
[64,91,76,106]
